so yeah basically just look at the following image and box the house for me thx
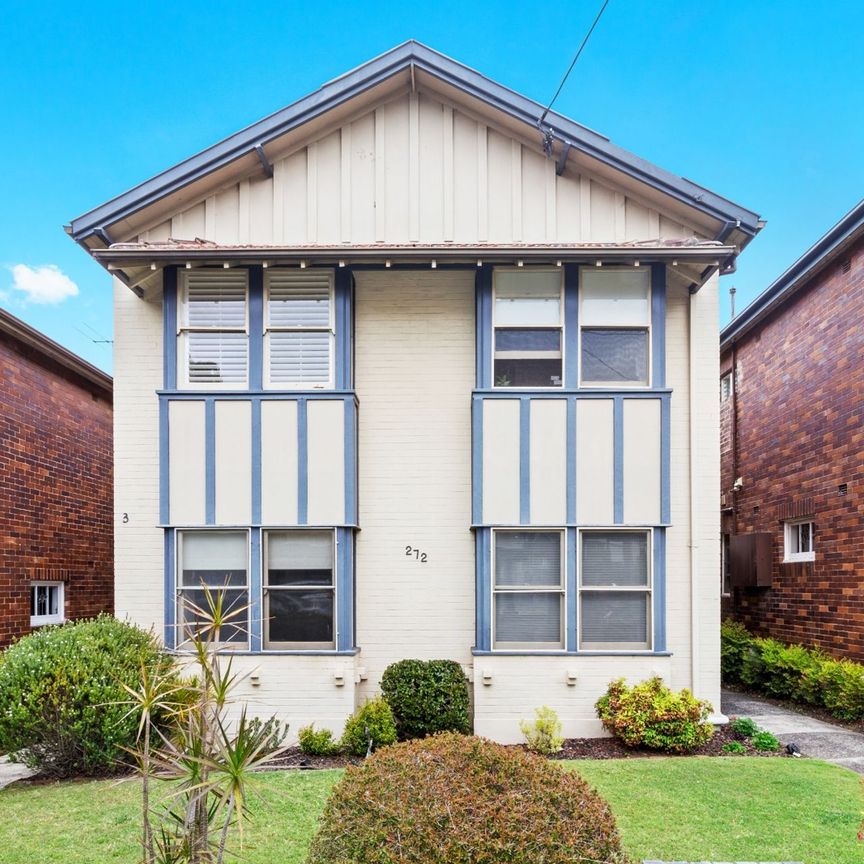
[720,199,864,659]
[66,41,761,741]
[0,307,113,646]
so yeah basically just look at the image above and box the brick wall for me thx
[720,233,864,659]
[0,334,113,646]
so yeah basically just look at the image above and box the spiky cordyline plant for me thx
[123,584,288,864]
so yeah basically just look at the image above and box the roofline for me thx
[68,40,762,245]
[0,307,113,394]
[721,198,864,351]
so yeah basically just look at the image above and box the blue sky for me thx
[1,1,861,373]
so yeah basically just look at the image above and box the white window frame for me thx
[262,528,336,650]
[784,519,815,563]
[264,269,335,390]
[30,581,64,627]
[492,268,565,389]
[177,270,249,390]
[720,372,733,402]
[578,266,652,389]
[578,528,653,651]
[491,528,565,651]
[176,529,251,649]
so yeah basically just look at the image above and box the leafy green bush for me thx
[340,698,397,757]
[813,657,864,721]
[379,659,471,740]
[0,615,175,777]
[730,716,759,738]
[307,732,630,864]
[721,619,755,683]
[722,741,747,754]
[520,705,564,755]
[298,724,341,757]
[596,676,714,753]
[751,730,780,751]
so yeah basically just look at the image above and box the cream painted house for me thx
[67,42,761,742]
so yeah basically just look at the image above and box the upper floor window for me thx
[265,270,334,389]
[720,372,732,402]
[179,271,248,388]
[784,519,815,563]
[493,270,563,388]
[580,268,650,387]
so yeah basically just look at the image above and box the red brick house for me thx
[720,199,864,659]
[0,307,113,646]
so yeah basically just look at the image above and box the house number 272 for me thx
[405,546,428,563]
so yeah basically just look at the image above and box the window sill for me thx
[30,617,64,627]
[783,555,815,564]
[169,648,360,657]
[472,649,672,657]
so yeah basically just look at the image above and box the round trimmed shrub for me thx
[0,615,176,777]
[340,697,397,757]
[379,658,470,739]
[596,676,714,753]
[307,732,630,864]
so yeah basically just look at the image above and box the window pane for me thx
[581,329,648,384]
[581,533,648,587]
[267,589,334,645]
[580,269,649,326]
[185,274,247,328]
[178,589,248,643]
[495,271,561,327]
[494,329,561,352]
[799,523,813,553]
[495,532,561,587]
[187,332,248,384]
[494,358,562,388]
[268,272,331,327]
[268,331,330,384]
[267,531,333,586]
[495,592,561,645]
[48,586,59,616]
[181,532,247,587]
[581,591,648,646]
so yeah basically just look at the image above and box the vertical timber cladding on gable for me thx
[139,91,698,247]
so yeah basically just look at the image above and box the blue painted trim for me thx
[157,389,358,399]
[251,400,261,525]
[250,528,262,651]
[248,266,264,391]
[651,263,666,389]
[334,269,353,389]
[566,528,577,652]
[472,396,483,524]
[159,398,170,524]
[563,264,579,387]
[660,395,671,524]
[205,399,216,524]
[336,527,355,651]
[474,528,491,651]
[653,527,667,652]
[566,397,576,523]
[163,267,178,390]
[613,396,624,524]
[164,529,176,649]
[344,398,357,525]
[519,397,530,525]
[297,399,308,525]
[475,265,493,388]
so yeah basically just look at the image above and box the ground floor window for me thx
[783,518,815,563]
[30,582,64,626]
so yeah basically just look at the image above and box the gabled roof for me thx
[0,307,112,395]
[721,198,864,351]
[67,40,761,255]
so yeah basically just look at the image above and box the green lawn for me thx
[0,758,859,864]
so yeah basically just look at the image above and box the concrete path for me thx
[722,687,864,774]
[0,756,35,790]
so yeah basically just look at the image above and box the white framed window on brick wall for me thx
[784,518,815,563]
[579,530,652,650]
[178,270,249,388]
[177,530,249,647]
[579,268,651,387]
[720,372,733,402]
[263,530,335,649]
[492,269,564,388]
[492,529,564,650]
[265,270,334,389]
[30,582,64,626]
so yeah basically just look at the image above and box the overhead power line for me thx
[537,0,612,129]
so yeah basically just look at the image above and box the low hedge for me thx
[721,619,864,721]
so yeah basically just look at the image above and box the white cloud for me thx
[8,264,79,305]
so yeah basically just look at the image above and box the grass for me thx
[0,758,860,863]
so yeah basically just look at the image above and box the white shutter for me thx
[267,270,332,327]
[183,272,247,328]
[267,332,331,385]
[187,332,248,384]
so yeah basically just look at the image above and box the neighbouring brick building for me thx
[0,307,113,646]
[720,199,864,659]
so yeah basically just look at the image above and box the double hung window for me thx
[580,268,650,386]
[30,582,63,626]
[178,271,248,387]
[493,530,564,649]
[579,531,651,650]
[493,270,563,388]
[265,270,334,388]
